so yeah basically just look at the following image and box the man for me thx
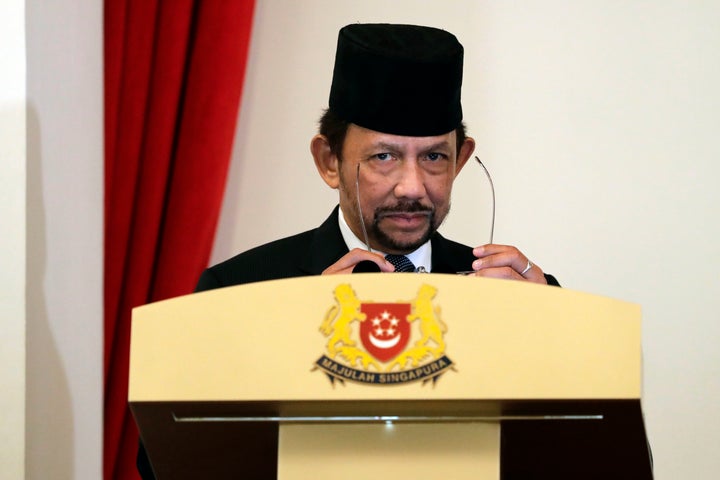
[195,23,558,289]
[138,22,557,479]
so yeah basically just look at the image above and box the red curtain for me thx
[103,1,256,478]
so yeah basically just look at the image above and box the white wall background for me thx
[213,2,720,479]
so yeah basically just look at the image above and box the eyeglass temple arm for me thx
[475,156,495,245]
[356,163,373,252]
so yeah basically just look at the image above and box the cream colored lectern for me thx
[129,274,653,479]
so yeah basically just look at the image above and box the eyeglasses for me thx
[455,157,495,275]
[355,156,496,273]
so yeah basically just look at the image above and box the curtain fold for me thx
[103,1,256,477]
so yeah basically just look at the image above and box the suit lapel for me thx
[431,233,475,274]
[299,206,349,274]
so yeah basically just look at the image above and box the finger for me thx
[470,266,524,281]
[521,262,548,284]
[472,244,516,258]
[471,266,548,285]
[472,245,525,272]
[472,244,547,284]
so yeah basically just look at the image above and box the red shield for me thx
[359,303,411,362]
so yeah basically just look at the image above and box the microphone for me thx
[353,260,381,273]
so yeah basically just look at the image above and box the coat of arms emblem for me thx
[314,283,454,385]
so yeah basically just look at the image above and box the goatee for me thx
[371,201,437,253]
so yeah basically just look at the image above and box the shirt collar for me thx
[337,206,432,272]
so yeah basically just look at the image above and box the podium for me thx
[129,274,653,479]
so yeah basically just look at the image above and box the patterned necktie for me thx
[385,254,416,273]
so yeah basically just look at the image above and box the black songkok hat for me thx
[329,23,464,137]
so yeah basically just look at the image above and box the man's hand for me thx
[469,244,547,285]
[322,248,396,275]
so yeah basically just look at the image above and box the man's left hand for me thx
[469,244,547,285]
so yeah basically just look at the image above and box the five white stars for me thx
[371,310,399,337]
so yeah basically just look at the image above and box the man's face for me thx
[337,124,470,254]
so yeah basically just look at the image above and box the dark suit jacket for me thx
[196,205,559,290]
[137,205,559,478]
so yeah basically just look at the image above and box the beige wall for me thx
[1,1,27,478]
[213,2,720,479]
[24,0,104,478]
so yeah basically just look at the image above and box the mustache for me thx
[375,201,434,217]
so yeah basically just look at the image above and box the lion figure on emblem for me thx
[319,284,366,357]
[408,284,447,357]
[387,284,448,371]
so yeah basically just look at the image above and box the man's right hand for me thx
[321,248,396,275]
